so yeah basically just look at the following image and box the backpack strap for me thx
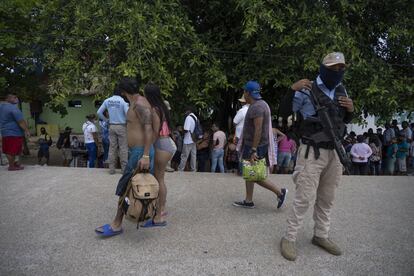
[189,114,197,133]
[118,167,141,208]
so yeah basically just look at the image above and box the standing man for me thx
[280,52,354,261]
[383,123,395,146]
[0,93,30,171]
[382,122,396,173]
[401,121,412,143]
[95,77,155,237]
[391,119,400,135]
[233,95,250,143]
[82,114,99,168]
[97,86,129,174]
[178,108,198,172]
[171,124,184,170]
[58,127,73,166]
[232,81,287,209]
[376,128,384,146]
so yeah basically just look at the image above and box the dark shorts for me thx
[115,146,155,196]
[2,136,23,155]
[38,147,50,158]
[241,144,269,166]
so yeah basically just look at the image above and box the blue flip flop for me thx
[142,220,167,228]
[95,224,123,237]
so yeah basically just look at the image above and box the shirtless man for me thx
[95,77,156,237]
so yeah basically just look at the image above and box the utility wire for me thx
[1,29,413,67]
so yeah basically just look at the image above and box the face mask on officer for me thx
[319,64,345,90]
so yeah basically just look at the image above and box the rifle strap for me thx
[305,144,310,159]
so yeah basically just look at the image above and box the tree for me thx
[1,0,413,124]
[219,0,413,122]
[34,0,227,121]
[0,0,48,103]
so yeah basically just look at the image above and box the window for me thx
[94,100,103,108]
[68,100,82,108]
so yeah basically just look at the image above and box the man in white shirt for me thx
[82,114,99,168]
[233,95,250,142]
[178,108,197,171]
[401,121,412,143]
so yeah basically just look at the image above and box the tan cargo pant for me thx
[108,125,128,172]
[285,143,343,242]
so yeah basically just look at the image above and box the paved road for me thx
[0,167,413,275]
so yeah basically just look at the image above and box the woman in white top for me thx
[82,114,99,168]
[233,95,250,142]
[350,135,372,175]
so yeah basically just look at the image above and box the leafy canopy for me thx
[1,0,412,121]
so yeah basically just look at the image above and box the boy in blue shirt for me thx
[396,135,409,175]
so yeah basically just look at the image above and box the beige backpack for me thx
[121,172,159,228]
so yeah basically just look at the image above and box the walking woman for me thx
[142,83,176,227]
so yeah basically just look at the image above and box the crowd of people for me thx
[1,51,413,262]
[344,121,414,176]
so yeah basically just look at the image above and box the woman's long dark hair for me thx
[144,83,171,130]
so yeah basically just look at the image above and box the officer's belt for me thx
[301,138,335,160]
[301,139,335,150]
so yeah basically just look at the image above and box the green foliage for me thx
[35,0,226,115]
[1,0,413,122]
[184,0,413,122]
[0,0,47,101]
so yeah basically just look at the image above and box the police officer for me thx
[97,86,129,174]
[280,52,354,261]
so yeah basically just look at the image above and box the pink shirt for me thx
[213,130,226,150]
[278,136,296,153]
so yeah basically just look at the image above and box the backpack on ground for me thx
[189,114,203,141]
[121,171,159,229]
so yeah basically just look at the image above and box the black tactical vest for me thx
[299,83,348,144]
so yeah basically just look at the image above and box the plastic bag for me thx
[242,158,267,182]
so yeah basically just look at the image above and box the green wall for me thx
[23,95,99,135]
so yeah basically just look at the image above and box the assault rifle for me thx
[302,84,353,175]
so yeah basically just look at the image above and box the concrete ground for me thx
[0,167,413,276]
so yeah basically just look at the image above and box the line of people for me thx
[344,121,414,175]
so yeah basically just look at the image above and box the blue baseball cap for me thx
[243,81,261,100]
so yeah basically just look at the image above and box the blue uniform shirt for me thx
[292,76,348,119]
[97,95,129,124]
[0,102,24,137]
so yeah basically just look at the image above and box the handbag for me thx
[242,158,267,182]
